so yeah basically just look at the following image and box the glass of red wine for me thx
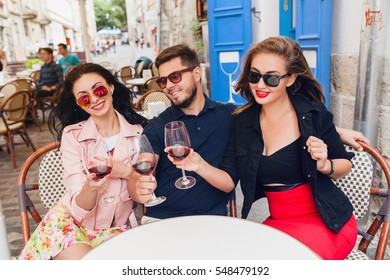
[164,121,196,189]
[84,139,115,204]
[129,134,166,207]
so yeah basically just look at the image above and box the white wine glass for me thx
[164,121,196,189]
[129,135,166,207]
[84,139,115,204]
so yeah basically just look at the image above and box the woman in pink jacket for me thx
[19,63,149,260]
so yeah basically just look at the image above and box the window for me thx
[196,0,207,21]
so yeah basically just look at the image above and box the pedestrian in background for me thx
[57,43,81,74]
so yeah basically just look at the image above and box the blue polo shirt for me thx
[143,96,236,219]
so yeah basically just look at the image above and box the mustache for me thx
[168,86,181,95]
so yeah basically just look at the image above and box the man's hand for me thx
[337,127,370,152]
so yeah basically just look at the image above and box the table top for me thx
[82,215,321,260]
[126,78,145,86]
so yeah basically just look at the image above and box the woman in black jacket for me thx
[165,36,357,259]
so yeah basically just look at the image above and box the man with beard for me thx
[128,44,369,224]
[129,44,236,223]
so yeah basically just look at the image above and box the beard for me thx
[171,82,198,109]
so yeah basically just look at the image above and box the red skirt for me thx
[263,183,357,260]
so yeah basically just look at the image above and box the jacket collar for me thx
[77,110,142,142]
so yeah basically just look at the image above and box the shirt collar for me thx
[169,94,217,119]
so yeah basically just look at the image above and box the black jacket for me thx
[220,93,354,233]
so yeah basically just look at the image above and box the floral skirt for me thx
[19,203,129,260]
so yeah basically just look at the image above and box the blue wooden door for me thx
[295,0,333,107]
[207,0,252,105]
[279,0,296,39]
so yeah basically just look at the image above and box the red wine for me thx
[133,160,155,175]
[168,146,190,160]
[88,165,112,179]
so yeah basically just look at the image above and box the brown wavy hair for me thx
[234,36,325,114]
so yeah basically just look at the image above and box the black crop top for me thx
[257,137,307,186]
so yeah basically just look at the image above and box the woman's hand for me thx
[84,173,110,191]
[164,147,204,172]
[110,159,132,179]
[306,136,329,173]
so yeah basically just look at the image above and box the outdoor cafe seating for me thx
[15,137,390,259]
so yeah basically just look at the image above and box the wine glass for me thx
[84,139,115,204]
[164,121,196,189]
[129,135,166,207]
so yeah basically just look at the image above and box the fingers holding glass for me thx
[164,121,196,189]
[84,139,115,203]
[128,135,166,207]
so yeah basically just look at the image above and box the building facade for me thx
[0,0,96,63]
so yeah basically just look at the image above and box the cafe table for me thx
[126,78,145,87]
[82,215,321,260]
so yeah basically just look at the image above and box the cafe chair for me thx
[28,70,40,84]
[116,66,135,83]
[134,61,144,78]
[149,62,159,77]
[134,90,172,112]
[0,81,19,97]
[0,90,36,168]
[332,141,390,260]
[141,77,160,94]
[17,141,65,245]
[12,78,41,131]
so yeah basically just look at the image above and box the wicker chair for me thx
[134,90,172,112]
[17,142,65,245]
[335,142,390,260]
[0,90,36,168]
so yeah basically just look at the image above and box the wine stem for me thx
[181,167,190,185]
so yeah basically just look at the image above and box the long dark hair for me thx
[234,36,325,113]
[48,63,147,141]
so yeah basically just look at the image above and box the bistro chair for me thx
[149,62,159,77]
[0,90,36,168]
[115,66,136,91]
[141,77,160,94]
[333,142,390,260]
[17,142,65,245]
[0,81,19,97]
[134,89,172,112]
[28,70,40,84]
[12,78,41,130]
[116,66,135,83]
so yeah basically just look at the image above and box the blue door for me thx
[279,0,296,39]
[207,0,252,105]
[295,0,333,107]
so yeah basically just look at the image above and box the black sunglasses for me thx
[156,66,196,89]
[248,71,291,87]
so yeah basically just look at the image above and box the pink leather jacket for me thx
[58,111,142,230]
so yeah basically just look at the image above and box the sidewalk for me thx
[91,44,156,71]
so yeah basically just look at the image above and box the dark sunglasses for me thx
[76,84,109,107]
[156,66,196,89]
[248,71,291,87]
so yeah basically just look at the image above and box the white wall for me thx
[251,0,279,45]
[331,0,363,54]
